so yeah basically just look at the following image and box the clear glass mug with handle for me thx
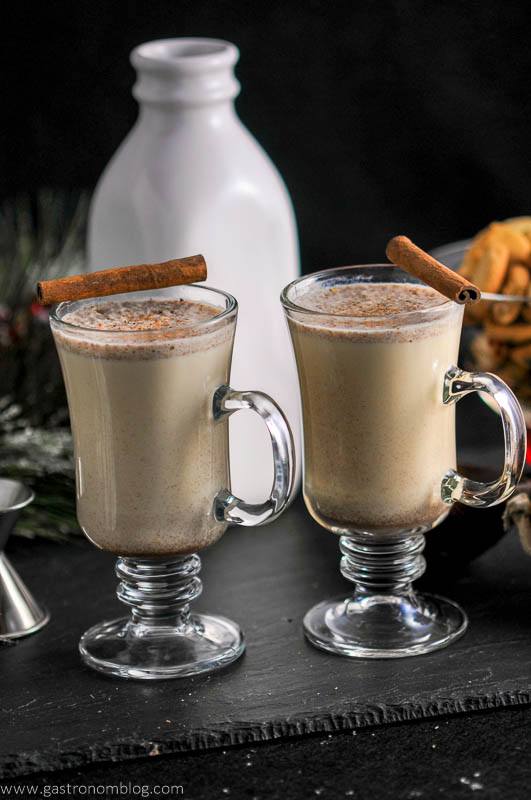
[282,265,526,658]
[51,284,295,679]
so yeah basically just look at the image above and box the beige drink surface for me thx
[53,299,234,556]
[288,282,463,534]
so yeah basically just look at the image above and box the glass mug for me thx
[51,285,295,679]
[282,265,526,658]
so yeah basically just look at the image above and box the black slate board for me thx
[1,494,530,779]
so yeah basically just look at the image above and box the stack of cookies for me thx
[459,217,531,403]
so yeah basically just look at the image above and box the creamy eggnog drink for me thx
[52,294,234,556]
[285,276,463,535]
[49,278,295,680]
[283,262,525,660]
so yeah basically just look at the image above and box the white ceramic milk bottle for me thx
[87,38,301,502]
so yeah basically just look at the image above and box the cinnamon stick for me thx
[386,236,480,304]
[36,255,207,305]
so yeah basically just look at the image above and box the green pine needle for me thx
[0,191,88,541]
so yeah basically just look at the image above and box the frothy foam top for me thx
[62,299,220,331]
[53,299,233,360]
[288,282,457,342]
[295,283,446,317]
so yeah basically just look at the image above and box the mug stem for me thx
[79,554,244,679]
[116,555,202,629]
[339,533,426,595]
[303,530,468,659]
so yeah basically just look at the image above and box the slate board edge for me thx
[2,689,529,779]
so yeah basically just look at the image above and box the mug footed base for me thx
[79,613,245,680]
[303,591,468,659]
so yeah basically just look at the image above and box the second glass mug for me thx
[50,284,295,679]
[282,264,526,658]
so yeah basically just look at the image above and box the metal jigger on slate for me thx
[0,478,49,639]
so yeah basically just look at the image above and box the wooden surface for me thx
[1,496,530,778]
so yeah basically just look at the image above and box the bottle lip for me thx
[131,37,240,74]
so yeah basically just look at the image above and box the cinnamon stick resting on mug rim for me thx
[386,236,481,304]
[36,255,207,305]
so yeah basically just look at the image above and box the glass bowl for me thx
[430,239,531,427]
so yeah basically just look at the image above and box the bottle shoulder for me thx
[101,114,287,191]
[89,111,298,267]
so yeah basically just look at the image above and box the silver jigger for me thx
[0,478,49,638]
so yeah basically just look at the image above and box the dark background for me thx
[2,6,531,794]
[4,0,531,270]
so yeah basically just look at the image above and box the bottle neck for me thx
[137,100,238,130]
[131,37,240,111]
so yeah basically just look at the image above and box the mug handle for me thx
[441,366,526,507]
[212,385,295,525]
